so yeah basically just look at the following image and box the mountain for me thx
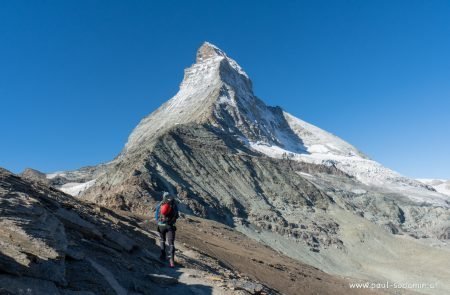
[26,42,450,294]
[121,42,439,197]
[417,179,450,196]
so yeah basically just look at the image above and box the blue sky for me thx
[1,1,449,179]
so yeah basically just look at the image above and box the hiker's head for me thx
[162,192,174,202]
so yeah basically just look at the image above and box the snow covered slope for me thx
[55,179,96,196]
[44,164,108,196]
[284,113,367,158]
[417,179,450,196]
[248,112,450,206]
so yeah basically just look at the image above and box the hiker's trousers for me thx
[157,224,176,259]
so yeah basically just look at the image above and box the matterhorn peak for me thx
[196,42,226,62]
[187,41,250,82]
[124,42,291,154]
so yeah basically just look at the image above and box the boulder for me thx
[228,280,264,294]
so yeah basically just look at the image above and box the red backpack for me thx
[158,200,175,224]
[160,203,172,216]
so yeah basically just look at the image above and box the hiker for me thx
[154,192,179,268]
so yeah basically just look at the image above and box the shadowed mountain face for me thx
[22,42,450,294]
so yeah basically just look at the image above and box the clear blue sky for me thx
[1,1,449,179]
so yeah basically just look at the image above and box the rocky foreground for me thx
[0,168,380,295]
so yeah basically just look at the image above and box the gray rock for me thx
[0,187,67,284]
[55,208,102,239]
[384,222,400,235]
[87,258,127,295]
[439,227,450,239]
[228,279,264,294]
[103,230,136,252]
[20,168,49,184]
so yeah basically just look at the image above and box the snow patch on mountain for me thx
[417,179,450,197]
[244,111,449,206]
[249,140,449,206]
[283,112,367,158]
[44,164,110,196]
[47,171,97,196]
[59,179,96,196]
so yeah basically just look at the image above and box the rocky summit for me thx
[9,42,450,294]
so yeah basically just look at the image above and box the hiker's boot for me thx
[169,258,175,268]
